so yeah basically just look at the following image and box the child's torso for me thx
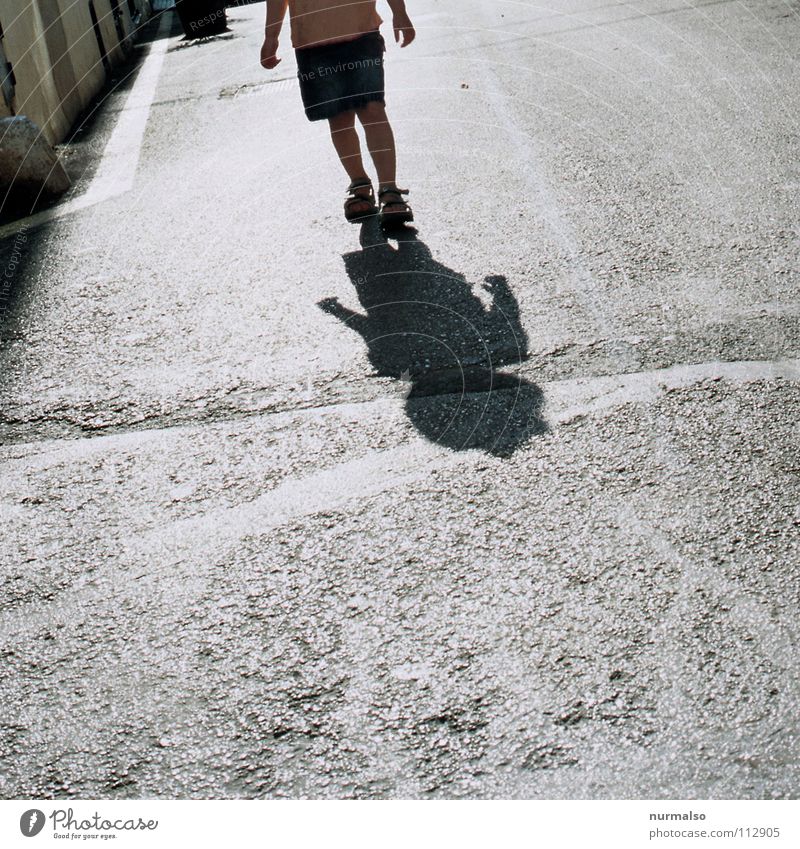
[289,0,383,49]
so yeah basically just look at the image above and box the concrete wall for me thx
[0,1,152,144]
[0,1,67,142]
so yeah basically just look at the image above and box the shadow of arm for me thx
[317,297,369,333]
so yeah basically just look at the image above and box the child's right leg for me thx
[329,110,367,182]
[329,110,376,219]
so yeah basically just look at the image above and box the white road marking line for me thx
[1,358,798,467]
[548,357,800,424]
[141,359,800,558]
[80,14,172,206]
[149,441,467,559]
[0,13,172,241]
[1,356,798,630]
[0,440,470,631]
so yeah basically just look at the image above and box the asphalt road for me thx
[1,0,799,799]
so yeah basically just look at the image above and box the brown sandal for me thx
[344,178,378,222]
[378,185,413,228]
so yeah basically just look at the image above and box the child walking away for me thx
[260,1,415,227]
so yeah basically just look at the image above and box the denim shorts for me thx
[295,30,386,122]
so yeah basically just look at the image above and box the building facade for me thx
[0,1,153,145]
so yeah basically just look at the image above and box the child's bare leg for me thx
[356,101,410,221]
[329,109,375,217]
[329,110,368,182]
[355,101,397,188]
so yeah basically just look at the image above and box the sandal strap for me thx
[344,194,377,213]
[346,189,376,205]
[345,198,377,211]
[348,178,374,191]
[378,186,409,199]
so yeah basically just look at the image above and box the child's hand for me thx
[260,36,281,69]
[393,13,415,47]
[318,296,341,314]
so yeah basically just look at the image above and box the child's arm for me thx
[386,0,415,47]
[261,0,288,68]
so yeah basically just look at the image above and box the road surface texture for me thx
[1,1,799,799]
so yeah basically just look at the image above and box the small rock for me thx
[0,116,71,203]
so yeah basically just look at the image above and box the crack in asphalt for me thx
[1,305,797,445]
[1,356,797,457]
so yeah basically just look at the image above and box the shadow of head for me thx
[319,221,548,457]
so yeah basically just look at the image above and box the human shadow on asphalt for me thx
[318,220,547,457]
